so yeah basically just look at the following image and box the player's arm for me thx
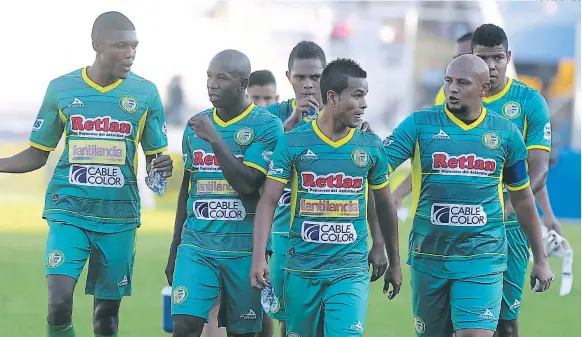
[524,92,552,194]
[0,147,50,173]
[283,96,319,131]
[535,185,563,235]
[392,174,412,208]
[142,87,173,176]
[366,189,388,282]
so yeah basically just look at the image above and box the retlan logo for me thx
[192,150,243,172]
[301,172,364,194]
[432,152,496,177]
[70,115,132,139]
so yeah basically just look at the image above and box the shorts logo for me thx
[301,221,357,244]
[351,148,370,168]
[502,102,521,119]
[351,321,364,333]
[480,309,496,320]
[172,286,188,304]
[182,153,188,165]
[414,316,425,335]
[194,199,246,220]
[278,188,292,206]
[69,165,125,188]
[192,150,243,172]
[301,172,364,194]
[118,275,128,287]
[196,180,237,195]
[482,132,501,149]
[70,115,133,139]
[162,122,168,138]
[262,151,273,163]
[432,152,496,177]
[119,95,138,113]
[240,309,257,320]
[47,250,65,268]
[431,203,487,226]
[299,198,359,217]
[509,299,520,310]
[544,123,552,140]
[287,333,300,337]
[32,119,44,132]
[69,140,126,165]
[235,128,254,146]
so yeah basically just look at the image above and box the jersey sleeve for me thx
[243,116,284,175]
[434,86,445,106]
[503,124,530,191]
[28,82,65,151]
[141,86,169,155]
[266,134,293,184]
[181,125,193,171]
[524,91,551,152]
[368,145,390,190]
[383,113,417,173]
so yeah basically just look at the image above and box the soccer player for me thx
[433,31,474,106]
[165,49,284,337]
[247,70,279,108]
[263,41,387,337]
[383,54,553,337]
[0,11,173,337]
[250,58,402,337]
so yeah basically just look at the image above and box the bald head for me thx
[446,54,490,84]
[444,54,491,116]
[207,49,252,108]
[210,49,251,79]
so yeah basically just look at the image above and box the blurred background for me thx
[0,1,579,336]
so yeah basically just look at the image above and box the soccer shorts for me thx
[171,244,263,334]
[411,268,503,336]
[268,234,288,321]
[500,227,530,320]
[284,270,369,337]
[45,220,136,300]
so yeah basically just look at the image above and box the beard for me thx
[446,103,469,115]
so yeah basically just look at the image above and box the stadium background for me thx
[0,1,579,336]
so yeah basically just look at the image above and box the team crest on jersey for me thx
[414,315,425,335]
[262,151,273,163]
[47,250,65,268]
[235,128,254,146]
[172,286,188,304]
[502,102,521,119]
[351,148,370,168]
[482,132,501,149]
[119,96,138,113]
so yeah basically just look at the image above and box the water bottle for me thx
[162,286,173,333]
[302,94,319,120]
[146,154,168,197]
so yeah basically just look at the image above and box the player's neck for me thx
[216,96,251,122]
[316,113,350,141]
[452,104,482,123]
[486,76,508,97]
[87,62,119,87]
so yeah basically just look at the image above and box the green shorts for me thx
[171,245,263,334]
[500,227,530,321]
[284,270,369,337]
[411,268,503,336]
[45,220,136,300]
[268,234,288,321]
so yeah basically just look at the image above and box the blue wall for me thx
[545,149,581,221]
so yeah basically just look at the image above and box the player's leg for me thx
[451,272,503,337]
[410,268,453,337]
[86,228,136,336]
[267,235,287,337]
[496,228,529,337]
[203,294,225,337]
[323,271,369,337]
[46,221,91,337]
[218,255,263,337]
[259,316,274,337]
[172,246,221,337]
[284,272,324,337]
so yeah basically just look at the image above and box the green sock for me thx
[46,320,75,337]
[94,333,117,337]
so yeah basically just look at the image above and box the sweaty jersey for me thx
[181,103,284,255]
[384,105,530,279]
[29,68,168,233]
[268,121,390,275]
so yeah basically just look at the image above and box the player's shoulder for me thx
[406,105,442,125]
[122,72,160,95]
[247,104,283,128]
[48,68,84,91]
[509,78,545,102]
[265,98,292,113]
[484,109,521,135]
[354,129,383,148]
[283,120,313,143]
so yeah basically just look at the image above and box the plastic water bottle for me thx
[260,281,275,313]
[162,286,173,333]
[146,154,168,197]
[302,94,319,120]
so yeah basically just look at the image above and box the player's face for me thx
[98,30,138,79]
[443,67,483,114]
[207,60,245,108]
[472,44,511,91]
[287,58,324,103]
[335,77,368,128]
[453,40,472,59]
[247,84,278,108]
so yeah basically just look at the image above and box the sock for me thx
[46,320,75,337]
[94,333,117,337]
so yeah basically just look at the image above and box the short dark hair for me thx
[248,70,276,87]
[457,32,473,43]
[91,11,135,41]
[320,58,367,104]
[288,41,326,71]
[471,24,508,51]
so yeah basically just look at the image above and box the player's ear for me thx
[275,94,280,102]
[92,41,101,53]
[482,82,491,97]
[506,50,512,63]
[239,77,249,92]
[327,90,337,107]
[286,70,291,82]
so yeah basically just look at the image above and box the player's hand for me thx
[164,238,180,286]
[188,114,220,143]
[383,263,402,300]
[530,258,554,292]
[543,216,564,236]
[368,243,388,282]
[358,120,373,133]
[249,257,270,289]
[292,96,320,120]
[503,198,515,220]
[151,154,173,178]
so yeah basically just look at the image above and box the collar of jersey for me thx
[213,103,255,128]
[82,67,123,93]
[444,105,487,131]
[312,119,355,148]
[483,78,513,103]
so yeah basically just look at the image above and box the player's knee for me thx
[226,333,257,337]
[497,319,518,337]
[93,300,120,335]
[47,292,73,325]
[279,320,287,337]
[173,315,205,337]
[455,328,495,337]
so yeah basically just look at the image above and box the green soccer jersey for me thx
[181,103,284,255]
[482,78,551,228]
[384,105,530,279]
[29,68,168,233]
[267,121,390,276]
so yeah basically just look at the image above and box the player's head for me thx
[321,58,368,128]
[453,32,473,59]
[287,41,326,104]
[471,24,511,91]
[207,49,252,108]
[247,70,278,108]
[444,54,490,115]
[91,11,137,79]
